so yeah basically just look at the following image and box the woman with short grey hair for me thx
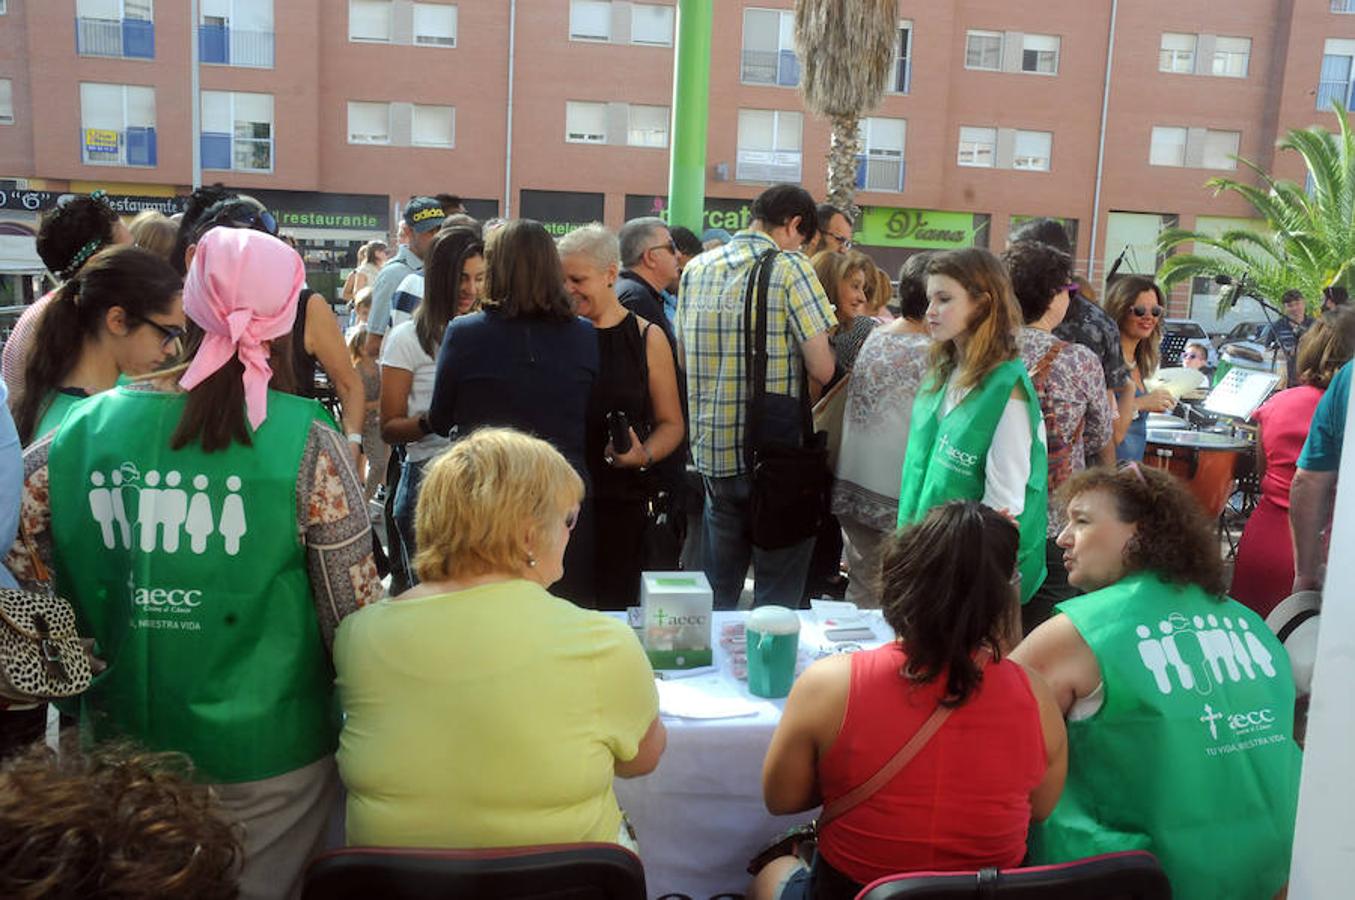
[559,223,684,609]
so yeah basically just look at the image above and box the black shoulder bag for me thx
[743,248,831,550]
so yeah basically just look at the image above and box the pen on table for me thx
[655,666,718,680]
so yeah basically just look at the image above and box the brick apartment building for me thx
[2,0,1354,323]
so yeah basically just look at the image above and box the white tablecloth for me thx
[616,609,890,900]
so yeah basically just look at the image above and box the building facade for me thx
[2,0,1353,321]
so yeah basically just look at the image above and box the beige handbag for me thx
[0,530,92,701]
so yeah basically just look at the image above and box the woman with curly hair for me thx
[1231,308,1355,616]
[896,248,1048,603]
[0,743,240,900]
[1012,464,1301,900]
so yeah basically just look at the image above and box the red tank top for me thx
[816,643,1047,885]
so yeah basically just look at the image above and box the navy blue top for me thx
[427,310,599,487]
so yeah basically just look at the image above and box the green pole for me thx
[667,0,713,234]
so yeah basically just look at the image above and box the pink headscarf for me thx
[179,228,305,430]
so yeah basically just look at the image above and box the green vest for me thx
[896,358,1047,602]
[1031,572,1301,900]
[35,390,85,444]
[47,387,339,783]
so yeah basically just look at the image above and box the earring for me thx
[527,554,538,568]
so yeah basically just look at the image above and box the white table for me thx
[615,609,891,900]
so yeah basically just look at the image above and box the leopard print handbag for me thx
[0,532,92,701]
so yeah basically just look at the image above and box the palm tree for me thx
[1157,101,1355,313]
[793,0,898,222]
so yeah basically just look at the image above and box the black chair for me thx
[855,850,1171,899]
[301,842,647,900]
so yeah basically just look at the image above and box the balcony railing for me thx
[199,25,275,68]
[736,149,802,183]
[201,133,273,172]
[740,49,800,86]
[76,16,154,59]
[855,156,905,192]
[82,127,157,167]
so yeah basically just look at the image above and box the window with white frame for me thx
[80,82,156,166]
[0,79,13,124]
[77,0,152,19]
[631,4,673,46]
[77,0,154,58]
[347,101,391,144]
[1149,126,1187,166]
[964,30,1002,70]
[737,109,802,182]
[887,21,913,93]
[957,126,997,167]
[1202,129,1240,169]
[742,8,798,86]
[569,0,611,41]
[412,104,454,147]
[565,101,608,143]
[857,117,906,191]
[1159,33,1196,73]
[1021,34,1059,74]
[1013,130,1053,170]
[412,3,456,47]
[1319,38,1355,109]
[628,105,669,147]
[202,90,273,171]
[1333,0,1355,12]
[1212,36,1250,77]
[200,0,274,68]
[0,1,7,14]
[349,0,391,42]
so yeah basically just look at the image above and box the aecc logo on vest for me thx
[86,463,249,557]
[936,433,979,475]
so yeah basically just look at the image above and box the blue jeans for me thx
[392,456,428,584]
[702,474,814,610]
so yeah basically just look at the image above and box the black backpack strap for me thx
[742,248,779,472]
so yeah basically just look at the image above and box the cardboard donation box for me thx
[640,571,713,669]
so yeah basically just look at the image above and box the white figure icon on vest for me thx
[87,465,247,556]
[1134,613,1277,696]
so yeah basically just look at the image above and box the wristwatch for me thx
[417,414,433,436]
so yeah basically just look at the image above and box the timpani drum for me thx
[1143,429,1253,518]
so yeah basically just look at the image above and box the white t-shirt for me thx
[379,320,449,462]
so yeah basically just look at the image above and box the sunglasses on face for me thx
[1061,283,1080,294]
[131,315,186,355]
[1131,305,1163,318]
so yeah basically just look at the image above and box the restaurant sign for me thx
[857,206,982,250]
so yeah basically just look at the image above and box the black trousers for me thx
[592,496,648,611]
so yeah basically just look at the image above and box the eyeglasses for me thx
[1131,305,1163,318]
[132,316,186,355]
[194,202,278,242]
[827,232,854,250]
[645,241,678,257]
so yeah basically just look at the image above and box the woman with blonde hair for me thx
[866,266,895,322]
[1102,275,1174,462]
[896,247,1048,603]
[335,428,665,849]
[128,209,178,261]
[812,250,878,373]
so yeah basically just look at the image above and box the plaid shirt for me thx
[675,231,835,477]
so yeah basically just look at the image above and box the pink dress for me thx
[1230,385,1324,616]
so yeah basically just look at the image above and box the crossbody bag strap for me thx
[817,647,993,830]
[742,247,779,471]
